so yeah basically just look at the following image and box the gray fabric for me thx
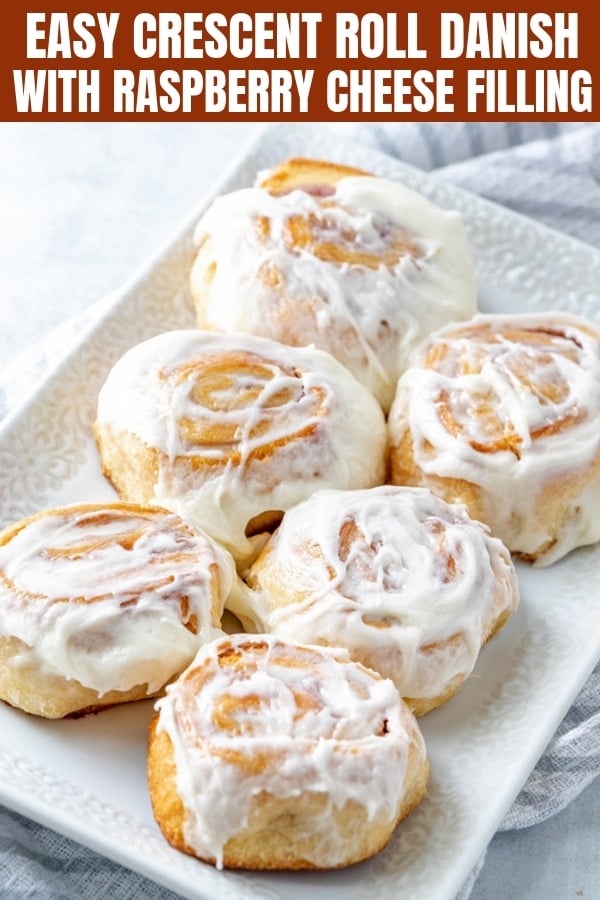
[0,808,177,899]
[332,121,586,172]
[437,124,600,248]
[500,664,600,831]
[0,122,599,899]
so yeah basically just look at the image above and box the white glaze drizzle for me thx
[155,634,426,868]
[233,486,517,703]
[388,313,600,564]
[191,176,477,410]
[0,504,236,695]
[96,330,387,563]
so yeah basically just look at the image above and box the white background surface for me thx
[0,123,257,367]
[0,121,598,900]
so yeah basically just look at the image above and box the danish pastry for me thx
[148,634,429,869]
[0,502,235,718]
[190,157,477,410]
[94,330,387,565]
[235,486,518,715]
[388,312,600,565]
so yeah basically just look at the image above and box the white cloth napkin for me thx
[0,122,598,899]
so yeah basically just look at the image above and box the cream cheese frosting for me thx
[0,503,235,696]
[388,313,600,564]
[95,330,388,564]
[154,634,427,868]
[234,485,518,707]
[190,174,477,410]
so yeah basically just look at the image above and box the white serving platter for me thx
[0,122,599,900]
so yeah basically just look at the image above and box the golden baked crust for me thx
[93,425,159,505]
[256,156,370,195]
[189,157,477,411]
[390,427,488,523]
[388,313,600,565]
[239,486,519,716]
[148,720,429,870]
[147,635,429,869]
[0,502,234,718]
[0,634,152,719]
[93,331,387,565]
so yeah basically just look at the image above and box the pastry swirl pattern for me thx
[235,486,519,715]
[190,157,477,410]
[158,349,328,465]
[0,502,235,716]
[388,313,600,564]
[94,330,387,564]
[149,633,428,869]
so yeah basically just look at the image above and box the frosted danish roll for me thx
[190,157,477,411]
[94,330,387,565]
[148,634,429,869]
[388,312,600,565]
[0,502,236,718]
[235,486,518,716]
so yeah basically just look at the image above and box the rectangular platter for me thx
[1,122,599,900]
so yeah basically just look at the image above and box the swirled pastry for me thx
[388,313,600,565]
[0,502,235,718]
[190,157,477,411]
[94,330,387,565]
[148,634,428,869]
[234,486,518,716]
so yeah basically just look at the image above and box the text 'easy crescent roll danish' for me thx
[148,634,429,870]
[0,502,235,718]
[94,330,387,564]
[190,157,477,411]
[388,313,600,565]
